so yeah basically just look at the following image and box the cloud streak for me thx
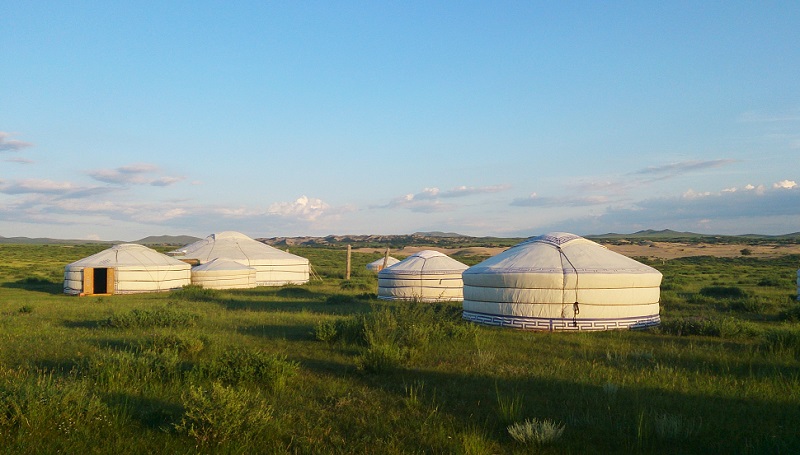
[88,163,184,186]
[0,132,33,152]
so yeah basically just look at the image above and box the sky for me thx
[2,1,799,241]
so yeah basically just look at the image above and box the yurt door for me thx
[82,268,115,295]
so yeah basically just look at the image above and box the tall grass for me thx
[0,244,799,453]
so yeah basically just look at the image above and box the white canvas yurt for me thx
[366,256,400,273]
[170,231,310,286]
[64,244,192,295]
[190,259,257,290]
[462,232,662,331]
[377,250,468,302]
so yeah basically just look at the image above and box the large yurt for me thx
[190,259,257,290]
[170,231,310,286]
[64,244,192,295]
[366,256,400,273]
[462,232,662,331]
[377,250,468,302]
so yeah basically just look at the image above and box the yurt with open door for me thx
[377,250,468,302]
[169,231,310,286]
[366,256,400,273]
[462,232,662,331]
[64,244,192,295]
[190,258,257,290]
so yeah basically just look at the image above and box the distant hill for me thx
[0,236,115,245]
[412,231,467,238]
[133,235,201,246]
[0,234,200,245]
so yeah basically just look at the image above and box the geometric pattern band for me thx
[462,310,660,331]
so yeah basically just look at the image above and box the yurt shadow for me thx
[2,277,63,295]
[237,323,315,341]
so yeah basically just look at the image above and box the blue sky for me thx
[2,1,799,240]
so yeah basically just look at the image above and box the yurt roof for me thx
[192,258,256,272]
[380,250,468,276]
[169,231,308,264]
[67,244,190,268]
[366,256,400,268]
[464,232,659,276]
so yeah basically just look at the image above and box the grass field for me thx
[1,243,799,454]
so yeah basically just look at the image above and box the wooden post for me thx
[382,248,390,270]
[345,244,351,280]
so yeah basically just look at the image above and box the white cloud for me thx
[4,157,34,164]
[268,195,329,221]
[382,184,510,212]
[773,180,797,189]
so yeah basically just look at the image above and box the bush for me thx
[761,328,800,358]
[174,382,272,446]
[507,418,565,446]
[145,332,206,355]
[171,284,220,302]
[203,349,299,392]
[699,286,747,299]
[325,294,353,305]
[313,319,339,343]
[779,305,800,322]
[356,344,404,373]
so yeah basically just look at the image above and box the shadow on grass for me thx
[218,297,372,316]
[2,277,63,295]
[104,392,183,430]
[238,323,315,341]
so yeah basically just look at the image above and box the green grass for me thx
[0,244,798,453]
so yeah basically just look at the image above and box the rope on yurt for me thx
[558,247,580,328]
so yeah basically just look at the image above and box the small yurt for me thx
[64,244,192,295]
[366,256,400,273]
[190,259,257,290]
[170,231,309,286]
[462,232,662,331]
[377,250,468,302]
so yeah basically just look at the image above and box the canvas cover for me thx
[366,256,400,272]
[64,243,191,295]
[170,231,309,286]
[462,232,662,331]
[378,250,468,302]
[191,258,257,289]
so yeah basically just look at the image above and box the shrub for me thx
[356,344,404,373]
[757,277,780,287]
[18,305,34,314]
[761,328,800,358]
[507,418,565,446]
[325,294,353,305]
[104,307,199,329]
[495,387,524,424]
[171,285,219,302]
[203,349,299,392]
[699,286,747,299]
[145,332,206,355]
[174,382,272,446]
[313,319,339,343]
[740,248,753,256]
[779,305,800,322]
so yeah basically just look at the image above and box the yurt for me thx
[190,259,257,290]
[462,232,662,331]
[377,250,468,302]
[170,231,310,286]
[366,256,400,273]
[64,244,192,295]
